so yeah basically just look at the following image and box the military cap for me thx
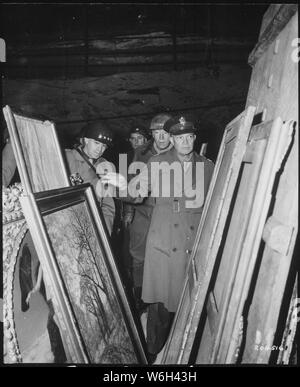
[163,115,196,135]
[81,121,114,146]
[149,113,172,131]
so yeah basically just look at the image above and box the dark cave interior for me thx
[1,3,269,163]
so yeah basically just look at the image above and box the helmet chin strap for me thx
[82,139,96,161]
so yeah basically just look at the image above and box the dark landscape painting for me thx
[44,202,138,363]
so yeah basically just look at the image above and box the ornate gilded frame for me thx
[3,187,78,364]
[3,198,27,363]
[3,184,74,363]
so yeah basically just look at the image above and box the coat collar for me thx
[153,141,173,155]
[73,146,104,166]
[140,140,173,156]
[164,147,200,164]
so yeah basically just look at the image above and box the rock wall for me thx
[3,64,251,162]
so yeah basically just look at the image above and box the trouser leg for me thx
[132,285,147,316]
[146,302,174,355]
[132,260,147,315]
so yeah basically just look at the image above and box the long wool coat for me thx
[129,147,214,312]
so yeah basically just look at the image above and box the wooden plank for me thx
[206,292,218,336]
[248,120,273,142]
[246,13,298,123]
[277,276,298,364]
[194,316,212,364]
[195,126,268,363]
[212,142,266,313]
[258,5,282,39]
[262,216,295,256]
[193,118,294,364]
[162,106,255,364]
[242,11,298,364]
[249,4,298,66]
[214,119,294,363]
[3,107,33,193]
[242,135,298,363]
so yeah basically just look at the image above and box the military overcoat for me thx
[125,140,173,286]
[133,147,214,312]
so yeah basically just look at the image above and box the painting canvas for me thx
[20,184,147,364]
[3,105,70,194]
[44,203,138,363]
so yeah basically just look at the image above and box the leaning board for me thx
[197,118,294,363]
[3,105,70,194]
[162,106,256,364]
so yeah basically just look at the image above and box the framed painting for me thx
[3,105,70,194]
[3,183,68,363]
[19,184,148,364]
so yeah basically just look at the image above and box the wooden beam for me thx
[248,4,298,67]
[243,10,298,364]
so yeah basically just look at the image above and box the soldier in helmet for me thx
[122,114,174,315]
[128,125,149,151]
[64,121,115,235]
[124,125,150,173]
[122,125,149,282]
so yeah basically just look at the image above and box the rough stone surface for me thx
[3,64,251,161]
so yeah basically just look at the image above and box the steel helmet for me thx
[149,113,172,131]
[81,121,114,146]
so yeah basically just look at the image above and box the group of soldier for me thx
[2,112,214,364]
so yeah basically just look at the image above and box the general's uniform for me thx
[141,147,214,312]
[124,114,215,358]
[65,147,115,235]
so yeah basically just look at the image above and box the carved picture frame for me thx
[3,184,73,363]
[3,214,27,364]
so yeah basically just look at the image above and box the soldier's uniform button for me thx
[190,226,194,230]
[172,247,177,252]
[186,249,191,254]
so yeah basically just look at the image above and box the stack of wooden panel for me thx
[162,4,298,365]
